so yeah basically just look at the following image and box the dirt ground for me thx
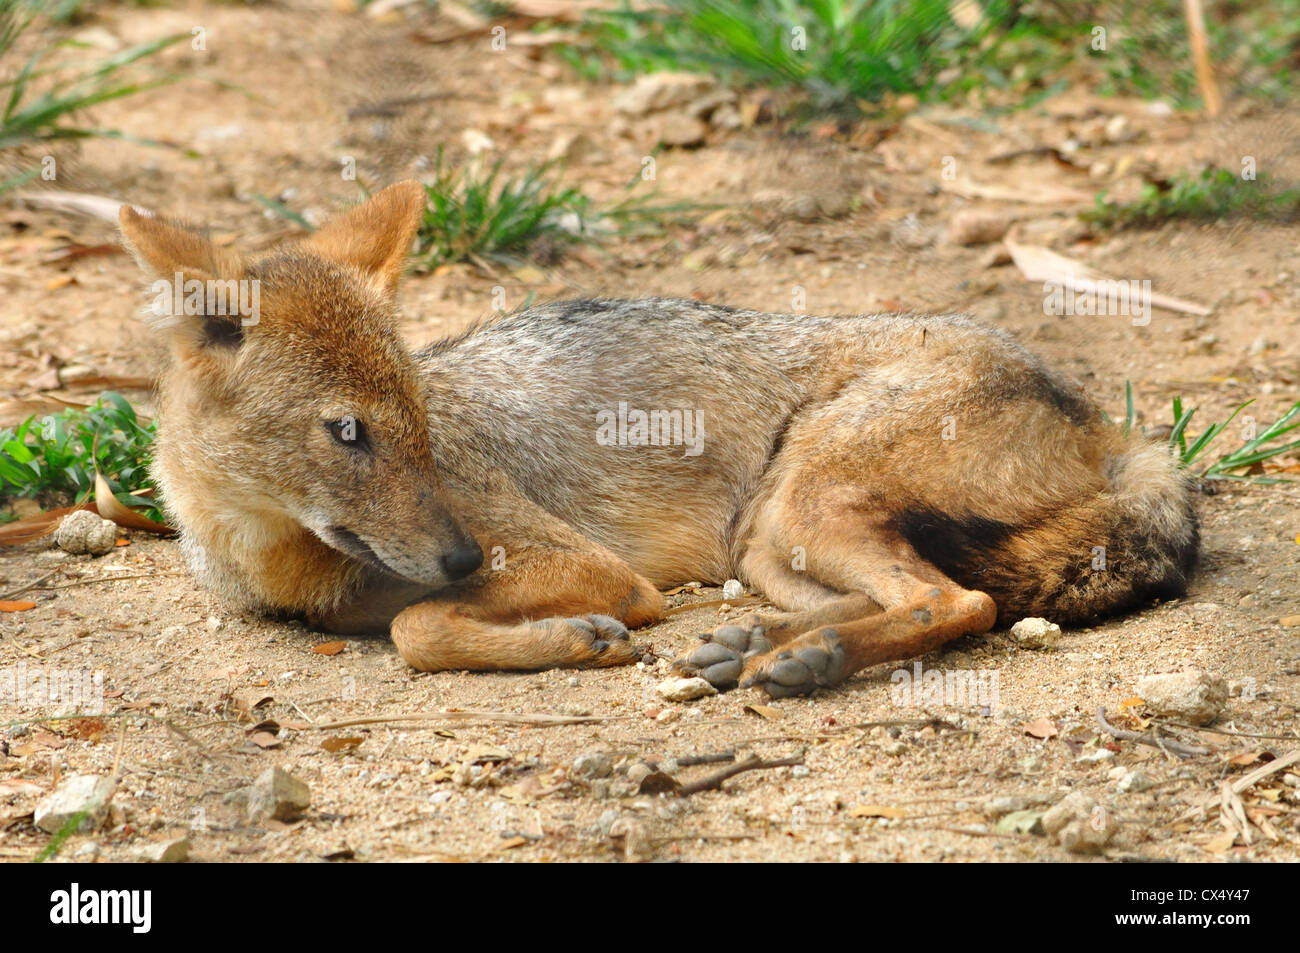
[1,1,1298,863]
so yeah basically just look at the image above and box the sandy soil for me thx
[1,1,1298,863]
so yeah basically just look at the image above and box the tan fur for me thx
[120,183,1198,695]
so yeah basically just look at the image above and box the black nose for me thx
[441,540,483,580]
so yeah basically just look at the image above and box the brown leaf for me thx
[466,744,512,763]
[848,804,907,818]
[93,472,173,535]
[321,736,363,753]
[62,717,107,740]
[0,504,91,546]
[0,600,37,612]
[232,692,274,713]
[1023,717,1059,739]
[743,704,785,720]
[1204,831,1237,853]
[311,641,347,656]
[1005,236,1210,316]
[0,779,44,797]
[249,730,280,749]
[636,771,681,795]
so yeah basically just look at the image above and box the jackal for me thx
[119,182,1197,697]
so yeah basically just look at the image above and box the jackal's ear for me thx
[118,206,243,283]
[300,181,425,294]
[119,206,250,351]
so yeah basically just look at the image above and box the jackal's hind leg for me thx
[741,585,995,697]
[671,542,879,689]
[672,594,879,689]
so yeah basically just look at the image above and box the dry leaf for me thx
[848,805,907,818]
[0,779,44,797]
[636,771,681,795]
[0,504,91,546]
[743,704,785,720]
[1005,237,1210,316]
[1024,717,1059,739]
[0,600,37,612]
[93,471,173,535]
[312,641,346,656]
[940,176,1092,206]
[15,189,142,221]
[466,744,512,763]
[321,736,363,753]
[1204,831,1237,853]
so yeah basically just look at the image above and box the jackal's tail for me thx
[903,437,1199,625]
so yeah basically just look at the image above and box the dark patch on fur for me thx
[897,508,1018,580]
[897,501,1199,627]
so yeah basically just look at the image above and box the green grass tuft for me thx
[0,392,160,520]
[0,0,185,187]
[413,149,696,267]
[558,0,1019,109]
[1085,168,1300,230]
[1169,397,1300,484]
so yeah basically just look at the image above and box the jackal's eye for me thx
[325,416,370,452]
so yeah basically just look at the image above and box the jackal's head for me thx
[119,182,483,595]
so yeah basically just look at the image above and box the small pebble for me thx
[657,676,717,702]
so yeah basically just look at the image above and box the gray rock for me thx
[613,72,717,116]
[131,836,190,863]
[1136,670,1227,726]
[35,774,115,833]
[1117,769,1155,793]
[657,113,707,148]
[245,767,310,823]
[1009,617,1062,649]
[1042,792,1116,854]
[657,676,717,702]
[572,751,614,779]
[983,796,1030,818]
[55,509,117,556]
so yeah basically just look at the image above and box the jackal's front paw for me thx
[672,623,773,690]
[741,629,847,698]
[531,614,640,668]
